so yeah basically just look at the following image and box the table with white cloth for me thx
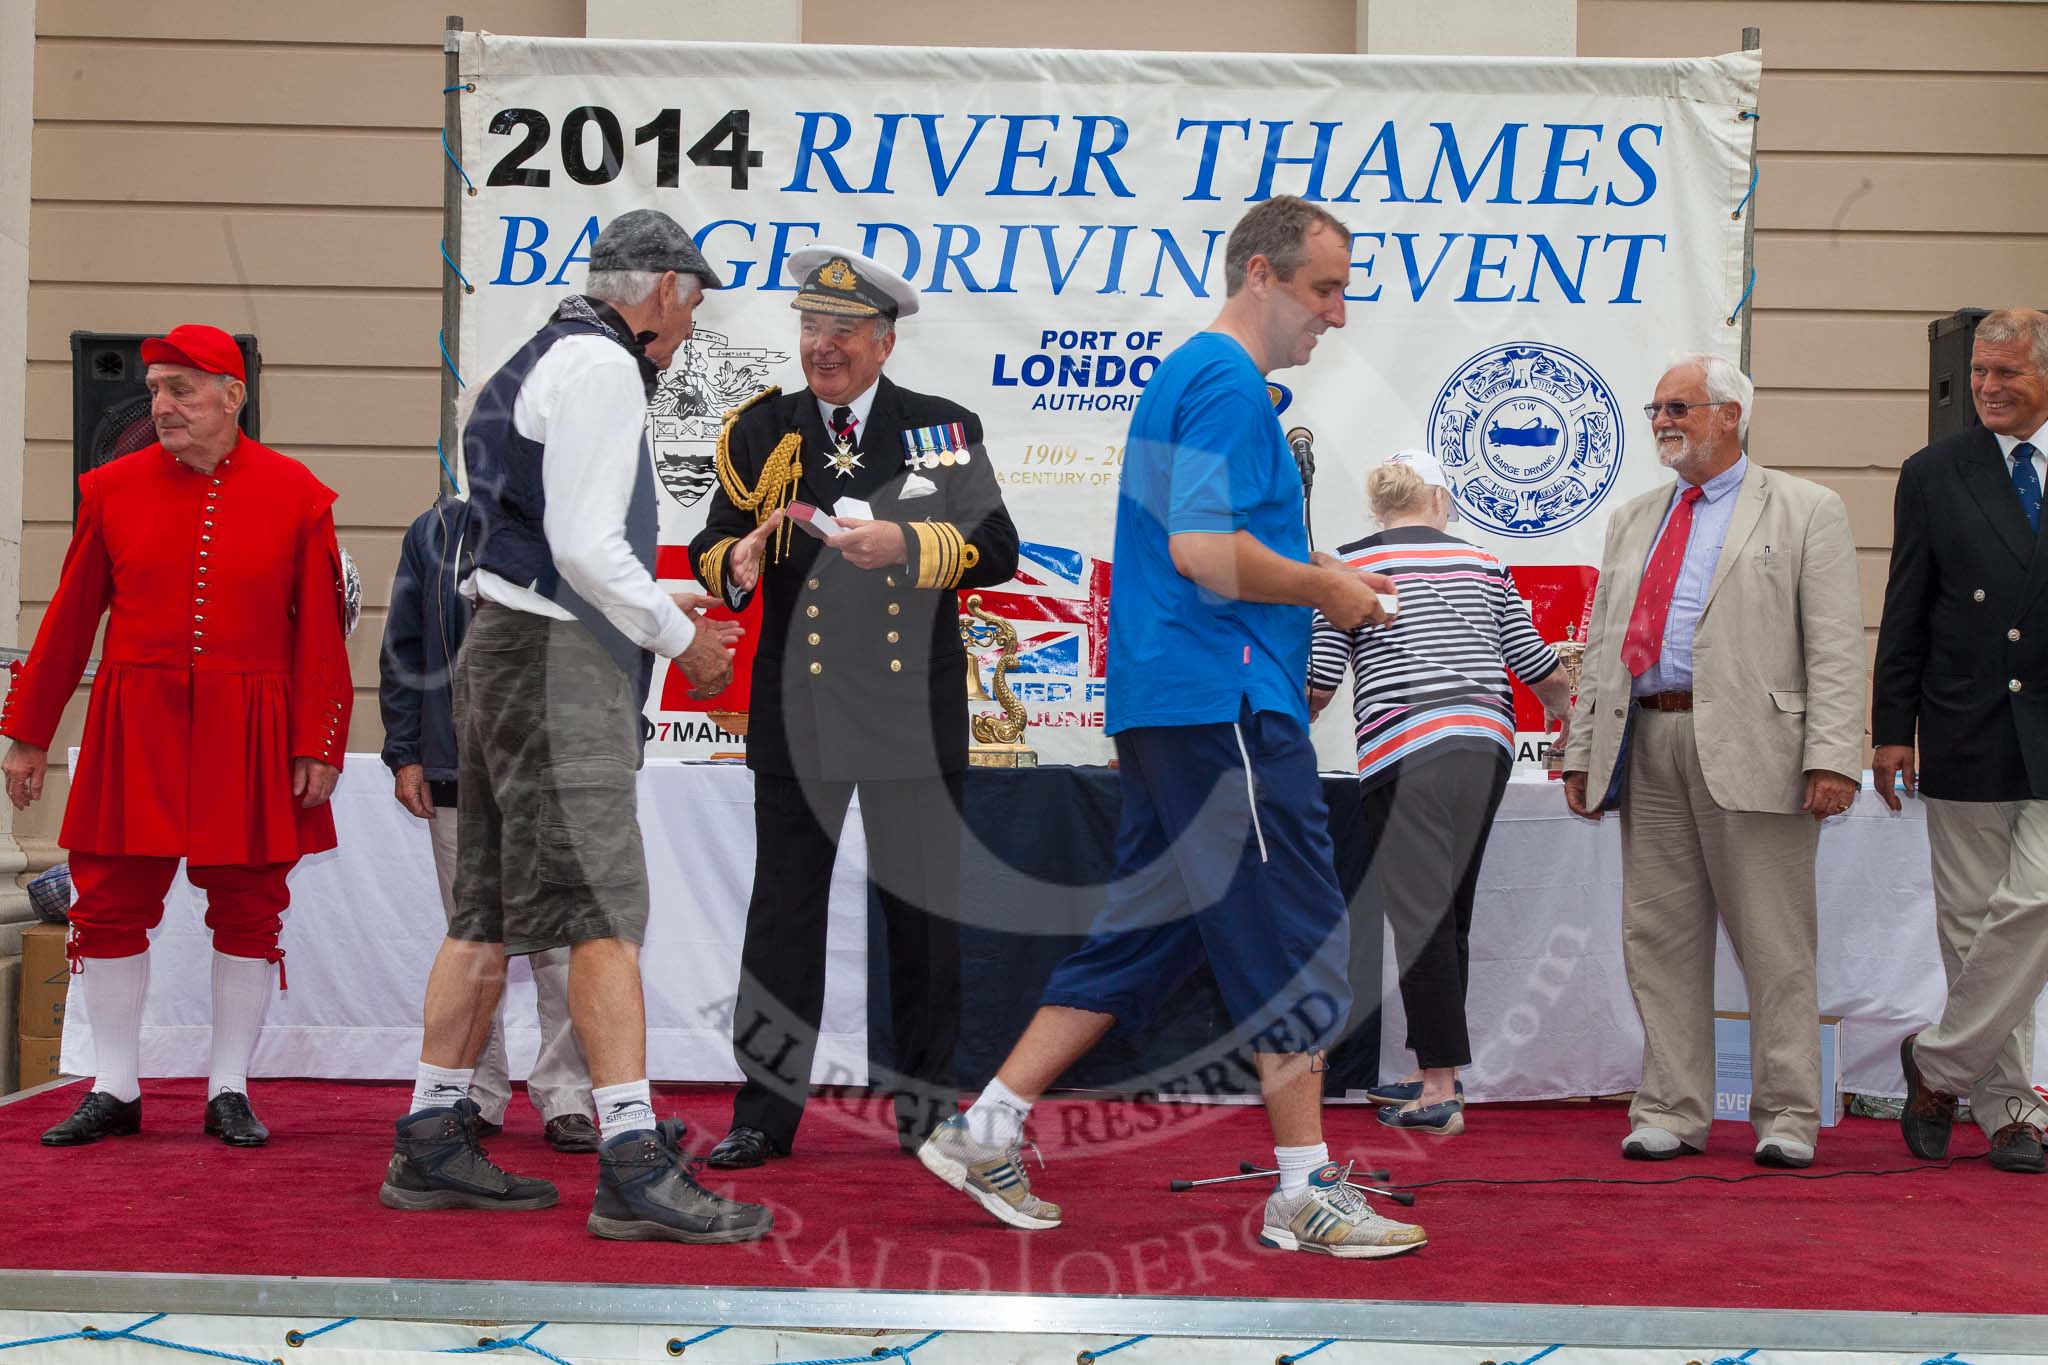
[59,759,2048,1101]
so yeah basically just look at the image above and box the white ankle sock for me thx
[1275,1142,1329,1196]
[966,1077,1031,1148]
[207,952,274,1098]
[410,1063,474,1115]
[80,951,150,1104]
[592,1080,656,1143]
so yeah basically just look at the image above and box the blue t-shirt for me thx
[1105,331,1310,735]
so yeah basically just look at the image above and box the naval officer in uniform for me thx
[690,246,1019,1166]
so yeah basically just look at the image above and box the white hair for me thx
[584,269,663,308]
[1669,351,1754,442]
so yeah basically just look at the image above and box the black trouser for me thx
[729,770,964,1153]
[1360,747,1510,1070]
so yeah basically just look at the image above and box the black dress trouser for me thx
[729,769,964,1153]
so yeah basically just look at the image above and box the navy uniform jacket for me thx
[1873,425,2048,802]
[689,376,1019,781]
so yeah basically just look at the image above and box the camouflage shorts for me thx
[450,605,650,955]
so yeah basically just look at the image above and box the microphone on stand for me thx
[1286,426,1317,551]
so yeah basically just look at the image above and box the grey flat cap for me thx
[589,209,725,288]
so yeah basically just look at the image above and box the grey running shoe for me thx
[1260,1161,1426,1259]
[378,1097,558,1211]
[916,1114,1061,1230]
[588,1119,773,1244]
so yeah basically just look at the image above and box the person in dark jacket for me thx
[379,493,597,1153]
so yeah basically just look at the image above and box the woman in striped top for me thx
[1308,451,1571,1136]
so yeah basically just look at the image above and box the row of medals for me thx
[829,433,973,477]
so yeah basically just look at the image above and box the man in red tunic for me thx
[2,323,352,1148]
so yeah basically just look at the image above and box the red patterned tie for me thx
[1620,484,1705,678]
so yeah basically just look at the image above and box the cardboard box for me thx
[17,1033,61,1089]
[18,921,68,1040]
[1714,1011,1842,1128]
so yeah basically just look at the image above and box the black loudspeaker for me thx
[1928,309,1990,445]
[69,331,262,512]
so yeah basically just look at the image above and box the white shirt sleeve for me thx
[530,339,696,658]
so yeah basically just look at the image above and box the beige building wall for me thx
[10,0,2045,863]
[1580,0,2048,652]
[14,0,586,859]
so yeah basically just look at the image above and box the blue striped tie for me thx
[2013,442,2042,534]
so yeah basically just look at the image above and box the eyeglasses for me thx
[1642,401,1733,420]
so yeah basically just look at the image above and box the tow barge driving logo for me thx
[1428,342,1622,537]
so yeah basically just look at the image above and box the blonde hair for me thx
[1367,462,1433,521]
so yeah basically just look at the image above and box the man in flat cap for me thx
[690,245,1018,1168]
[3,323,353,1149]
[378,209,772,1245]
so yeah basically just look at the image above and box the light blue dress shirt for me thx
[1632,455,1749,696]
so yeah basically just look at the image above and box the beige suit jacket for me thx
[1561,460,1867,813]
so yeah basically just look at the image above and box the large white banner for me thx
[457,37,1760,767]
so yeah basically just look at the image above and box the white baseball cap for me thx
[1384,448,1459,522]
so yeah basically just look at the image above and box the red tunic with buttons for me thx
[1,437,353,865]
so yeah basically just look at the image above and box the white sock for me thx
[1275,1142,1329,1197]
[965,1077,1031,1149]
[81,952,151,1104]
[592,1079,656,1143]
[207,951,274,1098]
[410,1063,474,1115]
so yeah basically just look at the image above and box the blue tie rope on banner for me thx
[1725,268,1757,328]
[439,330,467,391]
[1732,161,1758,222]
[1498,1347,1563,1365]
[0,1313,279,1365]
[1278,1339,1338,1363]
[443,130,475,193]
[285,1317,357,1347]
[668,1326,733,1354]
[441,240,475,294]
[1708,1350,1761,1365]
[1077,1334,1150,1363]
[439,1323,575,1365]
[768,1329,945,1365]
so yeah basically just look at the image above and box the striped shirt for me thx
[1308,527,1559,788]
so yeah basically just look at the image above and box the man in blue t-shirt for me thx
[918,197,1423,1259]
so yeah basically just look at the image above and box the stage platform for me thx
[1,1076,2041,1354]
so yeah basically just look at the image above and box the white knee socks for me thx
[208,952,275,1098]
[80,951,150,1104]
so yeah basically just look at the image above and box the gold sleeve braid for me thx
[714,386,804,564]
[911,521,974,590]
[697,537,736,599]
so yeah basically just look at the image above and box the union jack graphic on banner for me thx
[966,541,1112,679]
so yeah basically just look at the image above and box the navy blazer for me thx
[378,495,472,783]
[1873,425,2048,801]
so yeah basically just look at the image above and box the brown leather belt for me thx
[1636,691,1694,712]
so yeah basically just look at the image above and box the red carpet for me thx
[1,1078,2035,1314]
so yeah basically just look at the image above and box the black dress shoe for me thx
[1899,1033,1956,1160]
[544,1113,600,1153]
[1989,1121,2046,1174]
[707,1125,780,1169]
[205,1091,270,1147]
[41,1090,142,1147]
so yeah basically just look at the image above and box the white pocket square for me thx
[898,474,938,500]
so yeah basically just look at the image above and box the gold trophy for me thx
[1546,622,1587,779]
[961,593,1037,768]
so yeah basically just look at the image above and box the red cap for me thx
[140,324,245,382]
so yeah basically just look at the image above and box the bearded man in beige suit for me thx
[1561,353,1867,1169]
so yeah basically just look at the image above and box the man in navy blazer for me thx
[1875,308,2048,1174]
